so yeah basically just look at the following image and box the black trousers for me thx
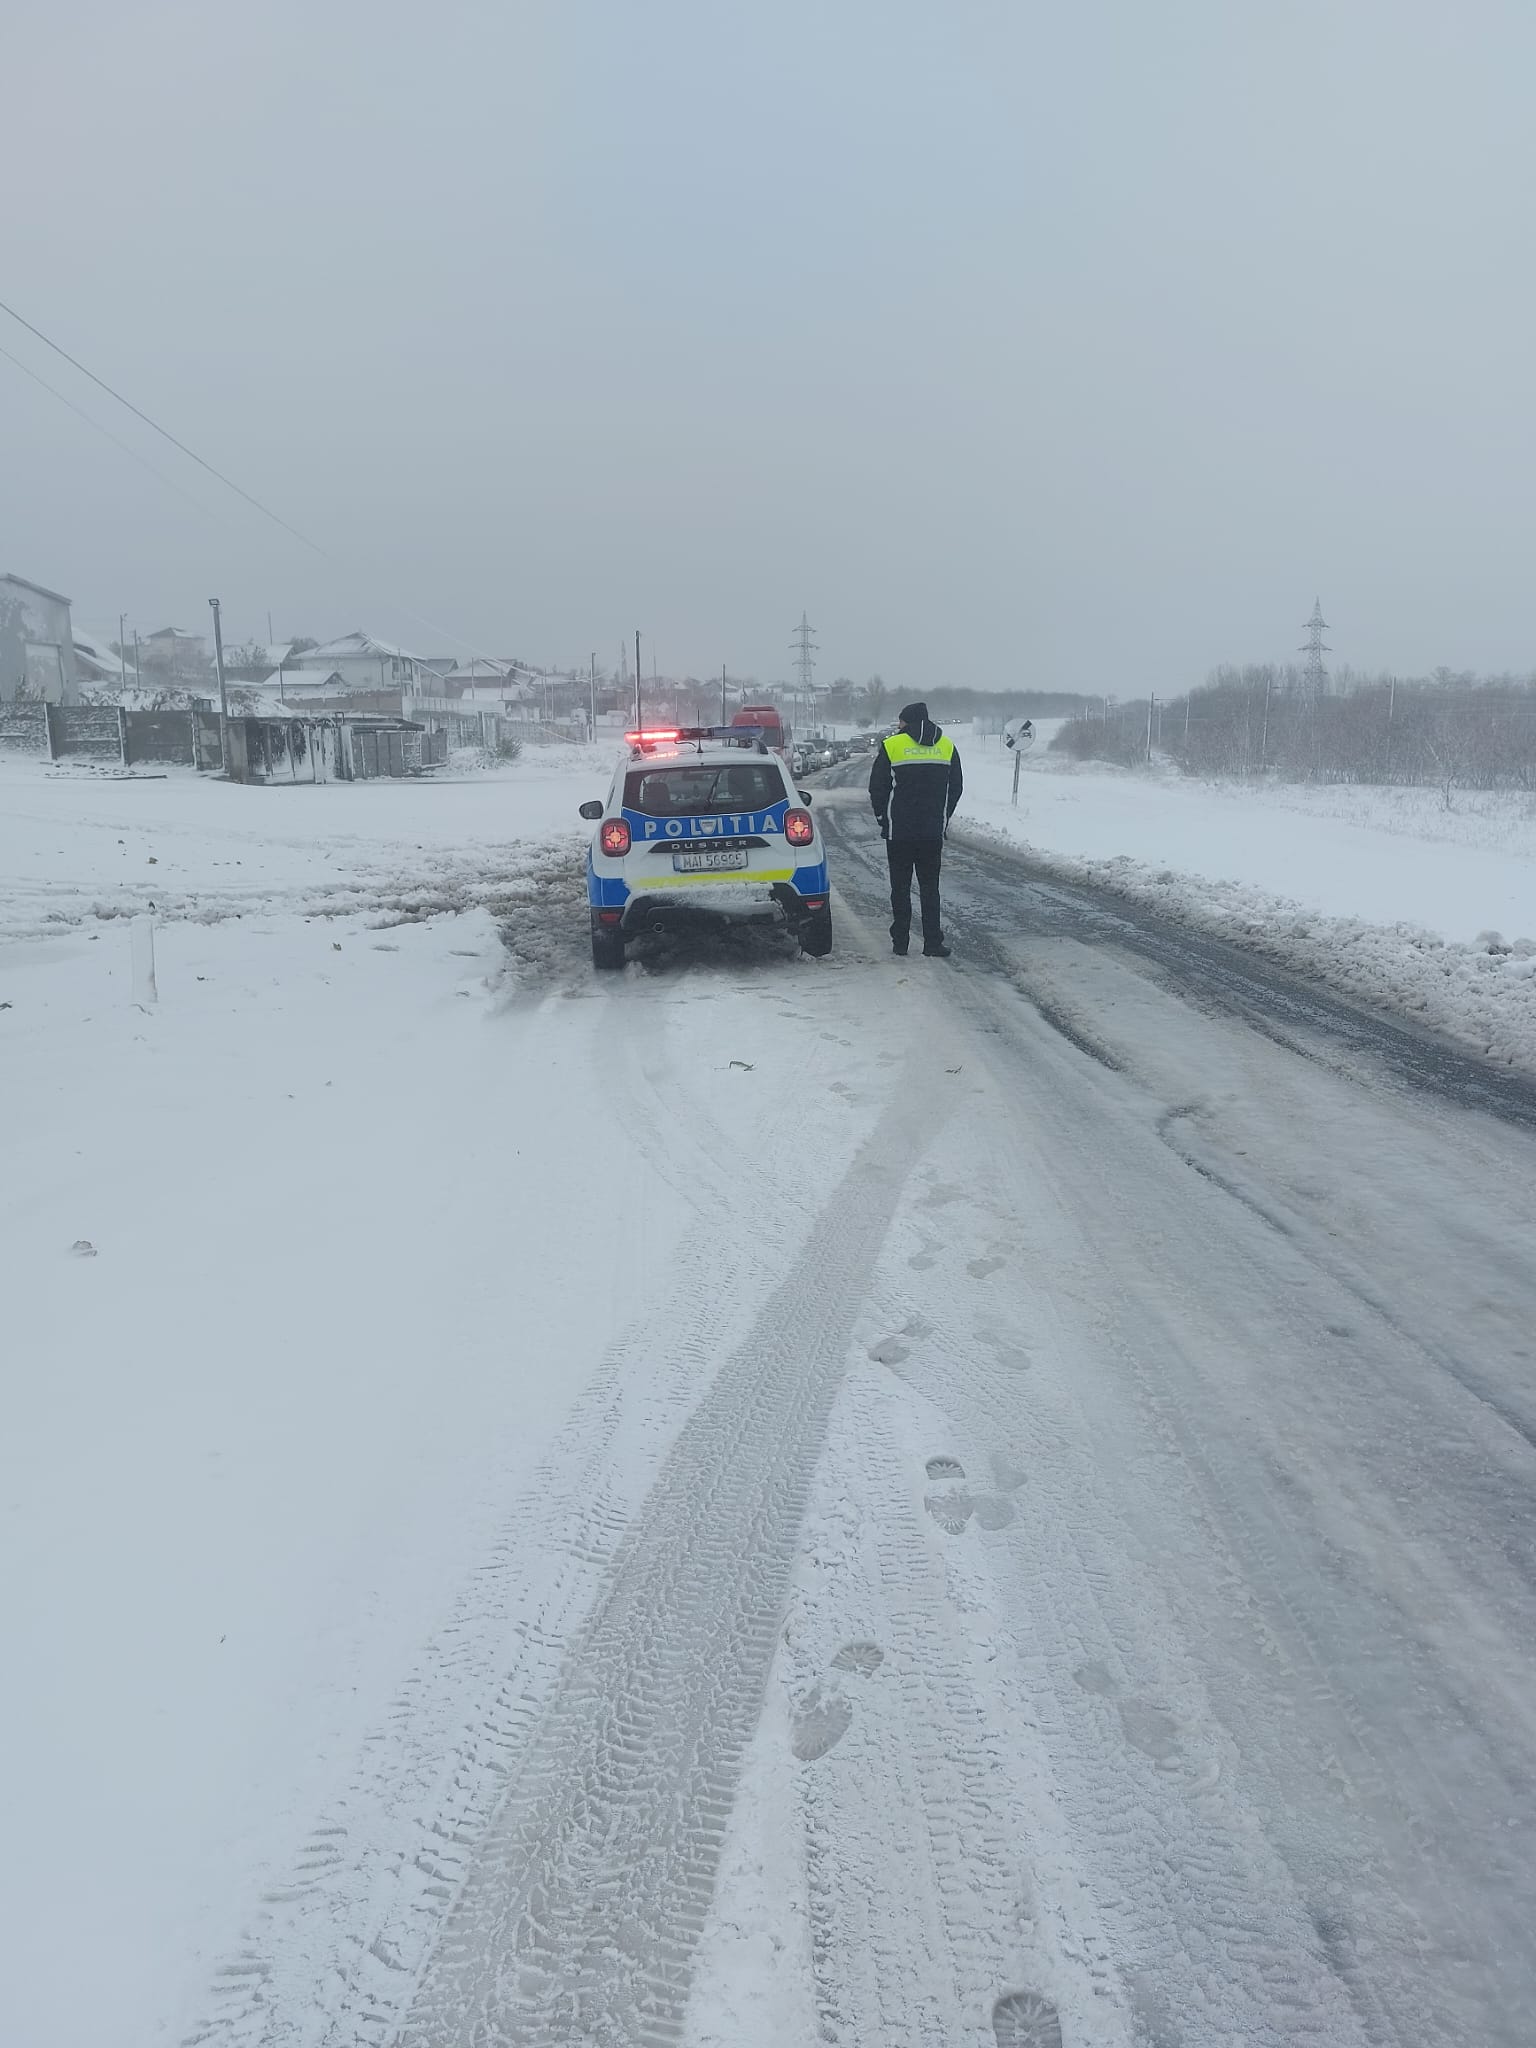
[887,838,944,950]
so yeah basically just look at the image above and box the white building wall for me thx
[0,576,80,704]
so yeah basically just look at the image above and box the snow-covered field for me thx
[5,741,1536,2047]
[0,752,625,2045]
[959,734,1536,1073]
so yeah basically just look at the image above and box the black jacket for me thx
[869,713,963,843]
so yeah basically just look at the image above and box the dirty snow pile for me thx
[959,739,1536,1073]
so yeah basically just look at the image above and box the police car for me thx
[579,726,832,968]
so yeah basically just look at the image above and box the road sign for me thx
[1004,717,1036,752]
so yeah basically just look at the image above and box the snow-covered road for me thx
[5,761,1536,2047]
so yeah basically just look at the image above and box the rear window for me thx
[625,763,786,815]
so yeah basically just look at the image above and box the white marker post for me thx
[131,915,158,1008]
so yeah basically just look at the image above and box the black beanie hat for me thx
[898,700,929,728]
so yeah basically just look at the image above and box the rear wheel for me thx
[798,907,833,958]
[591,927,626,971]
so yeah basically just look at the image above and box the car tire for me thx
[798,907,833,958]
[591,928,626,971]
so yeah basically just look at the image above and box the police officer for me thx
[868,701,963,957]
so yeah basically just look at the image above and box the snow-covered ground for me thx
[958,734,1536,1073]
[0,752,623,2046]
[5,741,1536,2047]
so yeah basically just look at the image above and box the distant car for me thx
[580,725,832,968]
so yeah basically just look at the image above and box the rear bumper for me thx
[593,881,826,940]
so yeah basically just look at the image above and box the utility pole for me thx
[118,613,126,692]
[1385,672,1396,781]
[133,631,142,688]
[1145,693,1155,763]
[209,597,233,780]
[635,630,643,731]
[267,609,274,648]
[590,651,597,732]
[721,663,728,725]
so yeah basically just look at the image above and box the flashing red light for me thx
[784,808,815,847]
[600,818,632,857]
[624,727,681,745]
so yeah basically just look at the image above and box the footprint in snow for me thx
[925,1455,965,1481]
[992,1989,1063,2048]
[830,1641,884,1675]
[990,1451,1027,1493]
[1074,1661,1185,1767]
[791,1686,854,1761]
[791,1644,885,1758]
[925,1486,1017,1535]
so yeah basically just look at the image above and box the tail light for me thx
[784,808,814,847]
[600,818,631,857]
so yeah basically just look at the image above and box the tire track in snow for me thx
[390,1063,945,2047]
[182,989,818,2048]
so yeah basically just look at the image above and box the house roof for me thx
[2,571,72,606]
[146,625,203,642]
[260,667,346,692]
[442,658,513,682]
[296,630,429,664]
[73,633,122,676]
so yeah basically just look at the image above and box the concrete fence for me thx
[0,700,445,782]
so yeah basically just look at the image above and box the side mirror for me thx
[799,790,812,804]
[578,799,604,820]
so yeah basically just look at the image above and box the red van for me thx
[732,704,791,755]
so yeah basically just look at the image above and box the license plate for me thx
[672,847,748,873]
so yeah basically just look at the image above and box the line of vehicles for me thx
[579,704,835,969]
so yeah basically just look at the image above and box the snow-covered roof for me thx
[442,659,513,682]
[146,625,203,642]
[73,632,121,675]
[261,667,347,692]
[295,631,429,664]
[2,571,72,606]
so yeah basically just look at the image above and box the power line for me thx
[0,293,330,558]
[0,338,218,519]
[0,293,508,672]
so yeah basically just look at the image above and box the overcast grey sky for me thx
[6,0,1534,692]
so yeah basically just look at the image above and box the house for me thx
[254,667,349,703]
[142,626,209,684]
[437,657,535,706]
[0,573,80,703]
[222,640,298,682]
[288,631,438,696]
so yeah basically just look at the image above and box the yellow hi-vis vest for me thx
[882,731,957,770]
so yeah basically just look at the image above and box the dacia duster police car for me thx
[579,726,832,968]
